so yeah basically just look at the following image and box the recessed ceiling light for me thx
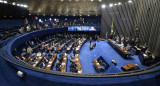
[101,4,106,9]
[109,4,113,7]
[118,2,122,5]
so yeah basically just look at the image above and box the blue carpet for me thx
[30,40,147,73]
[75,40,147,73]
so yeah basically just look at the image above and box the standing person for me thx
[135,26,139,38]
[90,37,92,44]
[27,46,33,55]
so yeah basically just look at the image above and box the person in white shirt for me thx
[37,52,42,57]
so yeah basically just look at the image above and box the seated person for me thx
[56,60,61,71]
[70,55,75,63]
[39,61,46,69]
[141,43,148,53]
[121,64,140,71]
[70,62,78,73]
[125,44,131,51]
[152,52,160,64]
[90,42,96,49]
[48,51,53,59]
[124,37,130,47]
[41,43,45,50]
[37,52,42,57]
[54,47,57,52]
[22,48,26,53]
[130,38,135,47]
[21,55,26,61]
[43,57,49,63]
[31,41,35,47]
[142,50,153,65]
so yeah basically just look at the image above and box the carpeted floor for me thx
[51,40,147,73]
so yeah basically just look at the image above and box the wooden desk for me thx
[32,53,47,67]
[61,53,68,72]
[98,38,105,41]
[108,39,131,58]
[58,43,66,51]
[75,54,83,73]
[48,42,60,51]
[45,53,57,70]
[121,64,137,71]
[58,40,72,51]
[93,60,102,70]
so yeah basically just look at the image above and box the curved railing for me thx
[0,27,160,78]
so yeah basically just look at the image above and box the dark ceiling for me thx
[7,0,127,16]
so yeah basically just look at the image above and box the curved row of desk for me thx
[0,27,160,86]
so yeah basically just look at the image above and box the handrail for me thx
[0,28,160,78]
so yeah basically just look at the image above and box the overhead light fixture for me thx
[3,1,7,4]
[23,5,28,8]
[49,18,52,21]
[99,0,102,2]
[109,4,113,7]
[12,2,16,5]
[17,4,20,6]
[114,4,117,6]
[101,4,106,9]
[118,2,122,5]
[128,0,132,3]
[91,0,94,1]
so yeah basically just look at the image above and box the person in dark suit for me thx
[141,43,148,53]
[109,33,113,39]
[130,38,135,47]
[39,61,46,69]
[56,60,61,71]
[48,51,52,59]
[152,52,160,64]
[135,38,139,45]
[124,37,129,47]
[70,62,78,73]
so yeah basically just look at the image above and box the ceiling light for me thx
[12,2,16,5]
[3,1,7,4]
[99,0,102,2]
[109,4,113,7]
[128,0,132,3]
[118,2,122,5]
[101,4,106,9]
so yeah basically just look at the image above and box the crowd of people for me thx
[14,33,99,72]
[108,32,160,66]
[19,18,100,34]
